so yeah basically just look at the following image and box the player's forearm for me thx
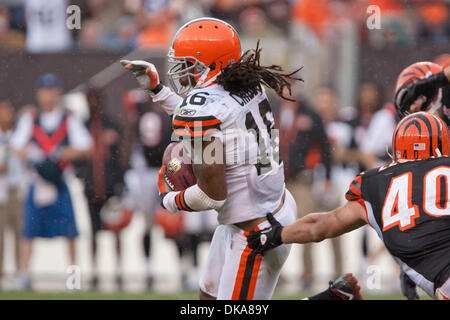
[281,212,329,244]
[282,208,352,244]
[150,84,183,115]
[161,184,226,213]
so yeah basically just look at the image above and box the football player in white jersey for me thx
[121,18,361,300]
[122,17,303,300]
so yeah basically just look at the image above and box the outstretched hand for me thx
[248,213,284,253]
[120,59,160,92]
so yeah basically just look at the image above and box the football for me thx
[162,142,197,191]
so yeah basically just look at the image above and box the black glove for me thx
[397,71,449,118]
[400,270,419,300]
[248,213,283,254]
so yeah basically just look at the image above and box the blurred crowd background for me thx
[1,0,449,52]
[0,0,449,296]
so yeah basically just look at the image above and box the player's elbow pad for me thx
[184,184,226,211]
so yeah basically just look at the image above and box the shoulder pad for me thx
[345,174,363,202]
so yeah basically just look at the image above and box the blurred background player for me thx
[10,74,92,290]
[155,207,218,291]
[121,88,172,290]
[73,86,126,290]
[347,81,397,285]
[0,99,24,290]
[25,0,73,53]
[278,85,334,289]
[175,210,217,291]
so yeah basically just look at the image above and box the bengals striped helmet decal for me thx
[394,61,443,116]
[392,111,449,161]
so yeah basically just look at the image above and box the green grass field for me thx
[0,290,431,300]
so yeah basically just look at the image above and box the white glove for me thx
[120,60,161,94]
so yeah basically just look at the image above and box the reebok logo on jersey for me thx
[180,108,197,116]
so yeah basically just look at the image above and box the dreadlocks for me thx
[215,41,303,101]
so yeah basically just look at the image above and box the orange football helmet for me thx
[394,61,444,117]
[167,17,241,95]
[392,112,449,161]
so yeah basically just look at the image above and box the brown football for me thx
[162,142,196,191]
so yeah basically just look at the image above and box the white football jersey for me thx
[172,84,285,225]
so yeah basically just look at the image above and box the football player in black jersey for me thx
[249,112,450,300]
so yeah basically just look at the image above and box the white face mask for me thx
[167,49,207,95]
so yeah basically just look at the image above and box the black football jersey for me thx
[346,157,450,288]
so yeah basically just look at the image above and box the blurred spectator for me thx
[175,210,217,291]
[73,0,136,51]
[291,0,334,43]
[170,0,211,25]
[364,0,415,48]
[0,0,444,54]
[416,1,450,45]
[344,81,384,154]
[0,5,25,50]
[309,86,346,281]
[359,101,397,170]
[121,88,172,290]
[73,87,125,290]
[352,83,397,285]
[239,7,275,39]
[10,73,92,290]
[155,208,217,291]
[136,1,176,50]
[209,0,242,24]
[85,0,125,35]
[289,0,335,97]
[264,0,290,35]
[279,92,332,290]
[25,0,73,53]
[0,99,24,289]
[78,18,104,50]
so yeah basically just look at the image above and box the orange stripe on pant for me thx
[231,230,263,300]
